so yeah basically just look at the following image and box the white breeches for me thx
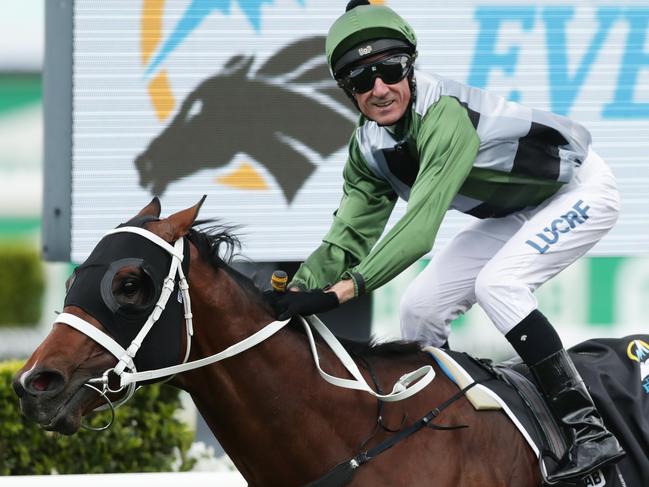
[400,148,620,347]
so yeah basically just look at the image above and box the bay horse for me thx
[13,198,540,486]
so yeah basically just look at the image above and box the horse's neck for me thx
[185,261,277,358]
[174,263,531,486]
[174,263,386,483]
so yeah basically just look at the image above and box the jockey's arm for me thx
[290,135,397,292]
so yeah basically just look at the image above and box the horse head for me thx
[135,37,356,202]
[135,58,254,195]
[12,197,205,435]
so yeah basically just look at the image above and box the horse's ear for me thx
[156,195,206,242]
[137,197,162,219]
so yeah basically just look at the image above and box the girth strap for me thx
[305,380,482,487]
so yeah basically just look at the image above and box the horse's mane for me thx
[187,221,269,309]
[186,221,422,360]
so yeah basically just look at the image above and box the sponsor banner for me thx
[71,1,649,262]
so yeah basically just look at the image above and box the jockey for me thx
[267,1,625,481]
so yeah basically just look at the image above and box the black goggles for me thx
[341,54,414,94]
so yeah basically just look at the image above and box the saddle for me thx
[426,335,649,487]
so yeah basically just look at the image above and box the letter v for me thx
[543,6,622,115]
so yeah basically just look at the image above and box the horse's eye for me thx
[121,279,139,297]
[185,98,202,121]
[111,268,156,310]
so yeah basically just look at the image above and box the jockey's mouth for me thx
[373,99,394,108]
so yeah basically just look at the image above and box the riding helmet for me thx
[325,1,417,79]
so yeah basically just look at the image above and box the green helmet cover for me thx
[326,5,417,75]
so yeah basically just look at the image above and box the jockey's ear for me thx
[136,196,162,219]
[153,195,206,243]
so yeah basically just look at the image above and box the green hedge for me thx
[0,361,196,474]
[0,245,44,327]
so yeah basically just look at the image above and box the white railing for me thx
[0,472,246,487]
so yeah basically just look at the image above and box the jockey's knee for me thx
[475,269,533,333]
[399,290,450,346]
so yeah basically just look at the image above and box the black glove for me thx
[265,289,339,320]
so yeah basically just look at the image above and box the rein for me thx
[55,226,436,428]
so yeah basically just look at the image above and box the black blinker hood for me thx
[64,228,190,372]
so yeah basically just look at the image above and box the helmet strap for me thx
[338,79,361,111]
[407,68,417,110]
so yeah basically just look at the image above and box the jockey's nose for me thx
[371,77,391,96]
[17,368,67,397]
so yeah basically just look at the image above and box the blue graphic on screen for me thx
[467,6,649,119]
[145,0,305,77]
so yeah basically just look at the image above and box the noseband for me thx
[55,226,436,431]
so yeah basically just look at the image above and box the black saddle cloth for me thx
[569,335,649,487]
[444,335,649,487]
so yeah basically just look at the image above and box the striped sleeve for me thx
[290,134,398,290]
[351,96,479,293]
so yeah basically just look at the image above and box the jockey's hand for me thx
[265,289,339,320]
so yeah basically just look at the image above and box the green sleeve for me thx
[290,134,397,290]
[352,96,480,293]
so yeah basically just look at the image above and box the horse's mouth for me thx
[134,154,163,193]
[25,383,99,435]
[138,171,167,197]
[42,402,83,435]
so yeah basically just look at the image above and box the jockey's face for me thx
[353,75,411,126]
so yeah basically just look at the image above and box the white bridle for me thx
[55,226,436,428]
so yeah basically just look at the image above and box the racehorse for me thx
[13,198,541,486]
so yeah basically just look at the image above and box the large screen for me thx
[66,0,649,262]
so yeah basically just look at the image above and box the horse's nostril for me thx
[31,374,50,392]
[135,154,153,174]
[26,370,66,395]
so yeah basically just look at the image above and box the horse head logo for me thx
[135,36,355,203]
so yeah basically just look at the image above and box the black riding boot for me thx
[506,310,625,483]
[531,349,625,483]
